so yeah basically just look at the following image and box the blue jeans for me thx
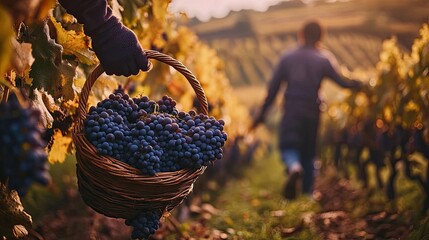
[281,149,314,194]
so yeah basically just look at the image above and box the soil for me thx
[310,168,413,240]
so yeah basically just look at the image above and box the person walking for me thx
[251,20,364,199]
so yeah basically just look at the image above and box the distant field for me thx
[185,0,427,86]
[189,0,426,43]
[233,84,267,108]
[207,33,382,86]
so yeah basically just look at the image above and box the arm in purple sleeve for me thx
[58,0,149,76]
[252,59,285,127]
[325,60,362,89]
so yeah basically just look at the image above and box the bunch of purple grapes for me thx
[125,210,162,240]
[0,93,51,196]
[83,91,227,175]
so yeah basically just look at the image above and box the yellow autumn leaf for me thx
[91,74,118,101]
[61,97,79,115]
[73,76,85,89]
[49,16,98,65]
[58,60,78,100]
[87,95,98,110]
[152,0,171,21]
[48,130,73,164]
[36,0,56,21]
[224,216,234,227]
[0,6,13,76]
[62,13,76,24]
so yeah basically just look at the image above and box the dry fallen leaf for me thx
[200,203,219,215]
[0,183,32,239]
[281,221,304,238]
[270,210,285,217]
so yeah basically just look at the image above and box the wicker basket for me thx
[72,50,209,219]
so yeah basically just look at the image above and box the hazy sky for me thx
[169,0,284,21]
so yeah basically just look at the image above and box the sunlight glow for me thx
[169,0,283,21]
[169,0,353,21]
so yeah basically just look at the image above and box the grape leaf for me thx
[48,129,73,164]
[91,74,119,101]
[41,88,61,112]
[32,89,54,128]
[34,0,56,22]
[152,0,170,21]
[117,0,147,26]
[49,16,97,65]
[27,21,80,100]
[28,22,64,98]
[59,59,78,101]
[0,183,32,239]
[109,0,123,21]
[11,38,34,76]
[61,97,79,114]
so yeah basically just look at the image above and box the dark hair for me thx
[302,20,323,45]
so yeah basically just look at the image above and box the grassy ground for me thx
[205,150,320,240]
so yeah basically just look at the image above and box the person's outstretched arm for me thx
[58,0,150,76]
[323,55,362,89]
[326,66,362,89]
[251,58,285,129]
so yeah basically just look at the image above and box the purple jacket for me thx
[259,45,362,118]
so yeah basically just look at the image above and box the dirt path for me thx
[311,167,412,240]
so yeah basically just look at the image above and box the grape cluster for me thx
[125,210,161,240]
[0,93,51,196]
[83,92,227,175]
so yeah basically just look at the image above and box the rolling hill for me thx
[179,0,428,86]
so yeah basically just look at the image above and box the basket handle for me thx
[76,50,209,121]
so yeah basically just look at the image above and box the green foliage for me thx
[26,22,63,98]
[406,217,429,240]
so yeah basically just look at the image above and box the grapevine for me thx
[321,24,429,213]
